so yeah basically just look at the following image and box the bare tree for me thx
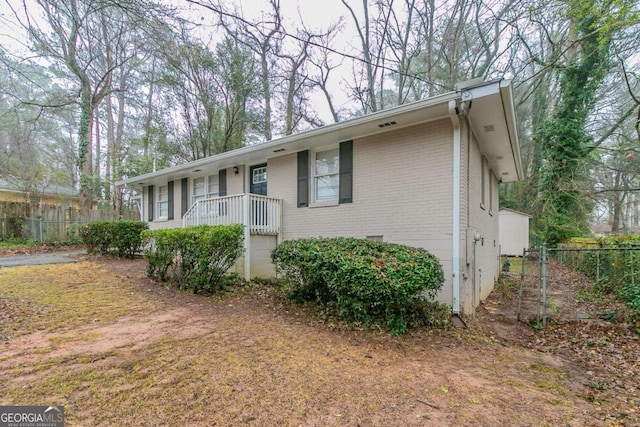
[4,0,151,213]
[341,0,393,113]
[307,25,345,123]
[212,0,283,141]
[276,28,319,135]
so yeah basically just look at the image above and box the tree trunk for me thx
[261,49,272,141]
[144,58,156,157]
[105,95,114,203]
[94,107,101,199]
[78,90,94,215]
[114,69,127,213]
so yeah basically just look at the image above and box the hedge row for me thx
[271,237,445,335]
[142,224,244,294]
[80,221,148,258]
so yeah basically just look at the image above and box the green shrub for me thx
[4,216,27,239]
[80,221,148,258]
[271,237,445,335]
[142,224,244,294]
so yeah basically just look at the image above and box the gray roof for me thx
[0,179,79,197]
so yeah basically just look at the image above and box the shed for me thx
[499,208,531,256]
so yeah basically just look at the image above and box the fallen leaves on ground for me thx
[0,256,638,426]
[530,320,640,420]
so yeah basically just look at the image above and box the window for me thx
[207,174,219,198]
[193,175,219,203]
[252,166,267,185]
[488,168,494,214]
[314,147,340,201]
[481,156,488,209]
[297,141,352,208]
[193,177,205,203]
[157,185,169,219]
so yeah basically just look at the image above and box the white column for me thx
[243,193,251,280]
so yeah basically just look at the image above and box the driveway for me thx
[0,250,85,267]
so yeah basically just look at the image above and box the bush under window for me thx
[271,237,445,335]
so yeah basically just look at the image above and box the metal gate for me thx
[516,245,640,326]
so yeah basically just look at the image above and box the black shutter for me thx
[167,181,174,220]
[181,177,188,218]
[297,150,309,207]
[339,140,353,204]
[219,169,227,196]
[147,185,154,222]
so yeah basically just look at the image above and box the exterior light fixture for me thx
[234,166,239,175]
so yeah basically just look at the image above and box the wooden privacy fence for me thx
[0,202,139,243]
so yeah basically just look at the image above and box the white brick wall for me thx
[268,119,456,304]
[226,166,245,195]
[141,116,503,312]
[460,122,500,313]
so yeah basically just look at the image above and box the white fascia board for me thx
[499,80,524,181]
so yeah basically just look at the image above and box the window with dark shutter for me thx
[181,177,188,218]
[147,185,154,222]
[339,140,353,204]
[219,169,227,196]
[297,150,309,207]
[167,181,174,220]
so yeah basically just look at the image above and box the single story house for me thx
[117,79,522,315]
[498,208,532,256]
[0,179,83,210]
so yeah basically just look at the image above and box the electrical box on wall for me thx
[465,228,485,265]
[465,227,475,265]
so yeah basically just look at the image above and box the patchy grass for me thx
[0,239,38,250]
[504,256,541,276]
[0,241,84,254]
[0,262,159,336]
[0,258,636,426]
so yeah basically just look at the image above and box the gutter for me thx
[448,99,462,315]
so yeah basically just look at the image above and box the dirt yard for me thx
[0,254,638,426]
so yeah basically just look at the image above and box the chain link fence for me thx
[513,245,640,327]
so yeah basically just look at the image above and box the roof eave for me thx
[116,91,460,188]
[499,80,524,181]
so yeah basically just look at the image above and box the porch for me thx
[182,194,282,280]
[182,193,282,235]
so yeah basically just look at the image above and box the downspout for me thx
[448,100,461,315]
